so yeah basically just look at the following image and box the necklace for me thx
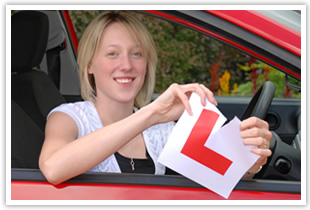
[129,135,139,171]
[118,134,141,171]
[130,110,137,171]
[130,158,135,171]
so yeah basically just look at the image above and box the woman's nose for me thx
[119,55,133,72]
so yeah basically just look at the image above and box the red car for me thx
[10,8,303,202]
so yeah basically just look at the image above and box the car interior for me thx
[11,11,66,168]
[11,10,301,183]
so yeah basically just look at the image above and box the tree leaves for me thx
[68,11,300,99]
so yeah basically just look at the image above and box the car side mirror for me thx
[286,74,301,92]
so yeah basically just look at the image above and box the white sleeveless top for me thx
[48,101,174,175]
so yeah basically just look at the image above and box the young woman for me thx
[39,11,272,185]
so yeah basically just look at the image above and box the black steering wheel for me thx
[242,81,301,181]
[241,81,275,121]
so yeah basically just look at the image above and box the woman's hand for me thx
[240,117,272,176]
[148,83,217,124]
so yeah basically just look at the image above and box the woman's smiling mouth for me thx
[114,77,135,84]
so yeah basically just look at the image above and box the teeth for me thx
[115,78,133,83]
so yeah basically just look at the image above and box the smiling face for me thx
[88,22,147,106]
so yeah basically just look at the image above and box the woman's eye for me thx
[108,52,118,57]
[132,52,142,57]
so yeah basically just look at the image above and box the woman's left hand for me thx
[240,117,272,176]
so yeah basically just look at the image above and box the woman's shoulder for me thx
[54,100,93,109]
[48,101,101,137]
[48,100,98,126]
[50,101,95,115]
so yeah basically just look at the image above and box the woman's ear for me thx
[87,63,93,74]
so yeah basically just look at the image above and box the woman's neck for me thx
[92,97,135,126]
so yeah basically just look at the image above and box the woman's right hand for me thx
[148,83,217,124]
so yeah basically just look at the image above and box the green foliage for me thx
[135,12,249,94]
[68,10,102,40]
[236,61,301,98]
[68,10,300,99]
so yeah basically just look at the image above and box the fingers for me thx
[240,117,270,132]
[172,84,193,116]
[199,84,218,106]
[244,136,272,157]
[178,83,217,106]
[150,83,216,122]
[240,117,273,170]
[245,138,272,174]
[178,83,206,107]
[240,117,272,142]
[244,136,269,149]
[167,83,217,116]
[250,147,272,157]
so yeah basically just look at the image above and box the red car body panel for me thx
[11,180,301,200]
[62,10,79,52]
[207,10,301,56]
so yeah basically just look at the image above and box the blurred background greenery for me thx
[68,10,300,98]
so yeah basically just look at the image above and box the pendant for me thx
[130,158,135,171]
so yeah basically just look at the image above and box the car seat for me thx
[11,11,66,168]
[11,100,45,168]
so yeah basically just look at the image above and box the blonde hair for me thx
[77,11,157,108]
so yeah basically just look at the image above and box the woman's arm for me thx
[39,105,156,185]
[39,83,217,185]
